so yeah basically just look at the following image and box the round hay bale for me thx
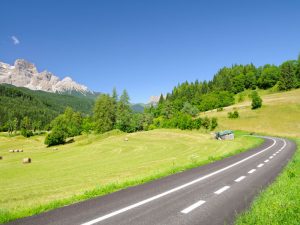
[53,148,58,150]
[22,158,31,164]
[9,150,14,153]
[15,149,19,152]
[20,150,23,152]
[0,156,2,160]
[124,137,129,141]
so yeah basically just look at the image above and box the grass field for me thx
[204,88,300,138]
[202,88,300,224]
[0,129,262,223]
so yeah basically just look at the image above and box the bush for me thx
[228,110,239,119]
[217,107,223,112]
[192,118,202,129]
[44,128,67,146]
[251,91,262,109]
[210,117,218,130]
[202,117,211,130]
[20,128,34,138]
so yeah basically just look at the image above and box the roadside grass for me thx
[0,129,262,223]
[235,138,300,225]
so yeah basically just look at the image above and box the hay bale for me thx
[0,156,2,160]
[9,150,14,153]
[124,137,129,141]
[22,158,31,164]
[15,149,19,152]
[53,148,58,150]
[20,150,23,152]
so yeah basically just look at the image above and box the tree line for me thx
[45,88,219,146]
[152,55,300,119]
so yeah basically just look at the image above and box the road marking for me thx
[235,176,246,182]
[264,159,269,163]
[257,163,264,168]
[248,169,256,174]
[181,200,206,214]
[214,186,230,195]
[270,156,273,159]
[81,137,283,225]
[273,154,276,156]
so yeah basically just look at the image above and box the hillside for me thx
[0,84,95,130]
[203,89,300,138]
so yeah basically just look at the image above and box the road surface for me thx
[7,136,296,225]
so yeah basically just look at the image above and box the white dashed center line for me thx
[214,186,230,195]
[181,200,206,214]
[257,163,264,168]
[248,169,256,174]
[235,176,246,182]
[270,156,273,159]
[264,159,269,163]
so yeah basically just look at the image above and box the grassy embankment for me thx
[0,129,261,223]
[204,88,300,225]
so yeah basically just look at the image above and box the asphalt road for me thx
[7,136,296,225]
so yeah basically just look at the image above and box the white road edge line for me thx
[257,163,264,168]
[181,200,206,214]
[248,169,256,174]
[264,159,269,163]
[235,176,246,182]
[81,138,285,225]
[214,186,230,195]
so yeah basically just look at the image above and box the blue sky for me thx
[1,0,300,103]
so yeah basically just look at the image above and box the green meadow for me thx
[0,129,261,223]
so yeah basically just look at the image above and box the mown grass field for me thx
[0,129,261,223]
[203,88,300,224]
[204,88,300,138]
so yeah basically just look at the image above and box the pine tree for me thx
[93,94,116,133]
[158,94,164,105]
[278,61,297,90]
[116,90,132,132]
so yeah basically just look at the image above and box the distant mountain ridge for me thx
[0,59,93,95]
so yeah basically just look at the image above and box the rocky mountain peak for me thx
[0,59,93,95]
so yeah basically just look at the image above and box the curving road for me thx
[7,136,296,225]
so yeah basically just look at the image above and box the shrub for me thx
[251,91,262,109]
[20,128,34,138]
[210,117,218,130]
[228,110,239,119]
[202,117,211,130]
[44,128,67,146]
[192,118,202,129]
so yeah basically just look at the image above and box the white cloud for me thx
[11,36,20,45]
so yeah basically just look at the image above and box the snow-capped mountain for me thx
[0,59,93,95]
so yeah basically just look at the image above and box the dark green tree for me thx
[116,90,132,132]
[257,65,279,89]
[278,61,297,90]
[210,117,218,130]
[93,94,116,133]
